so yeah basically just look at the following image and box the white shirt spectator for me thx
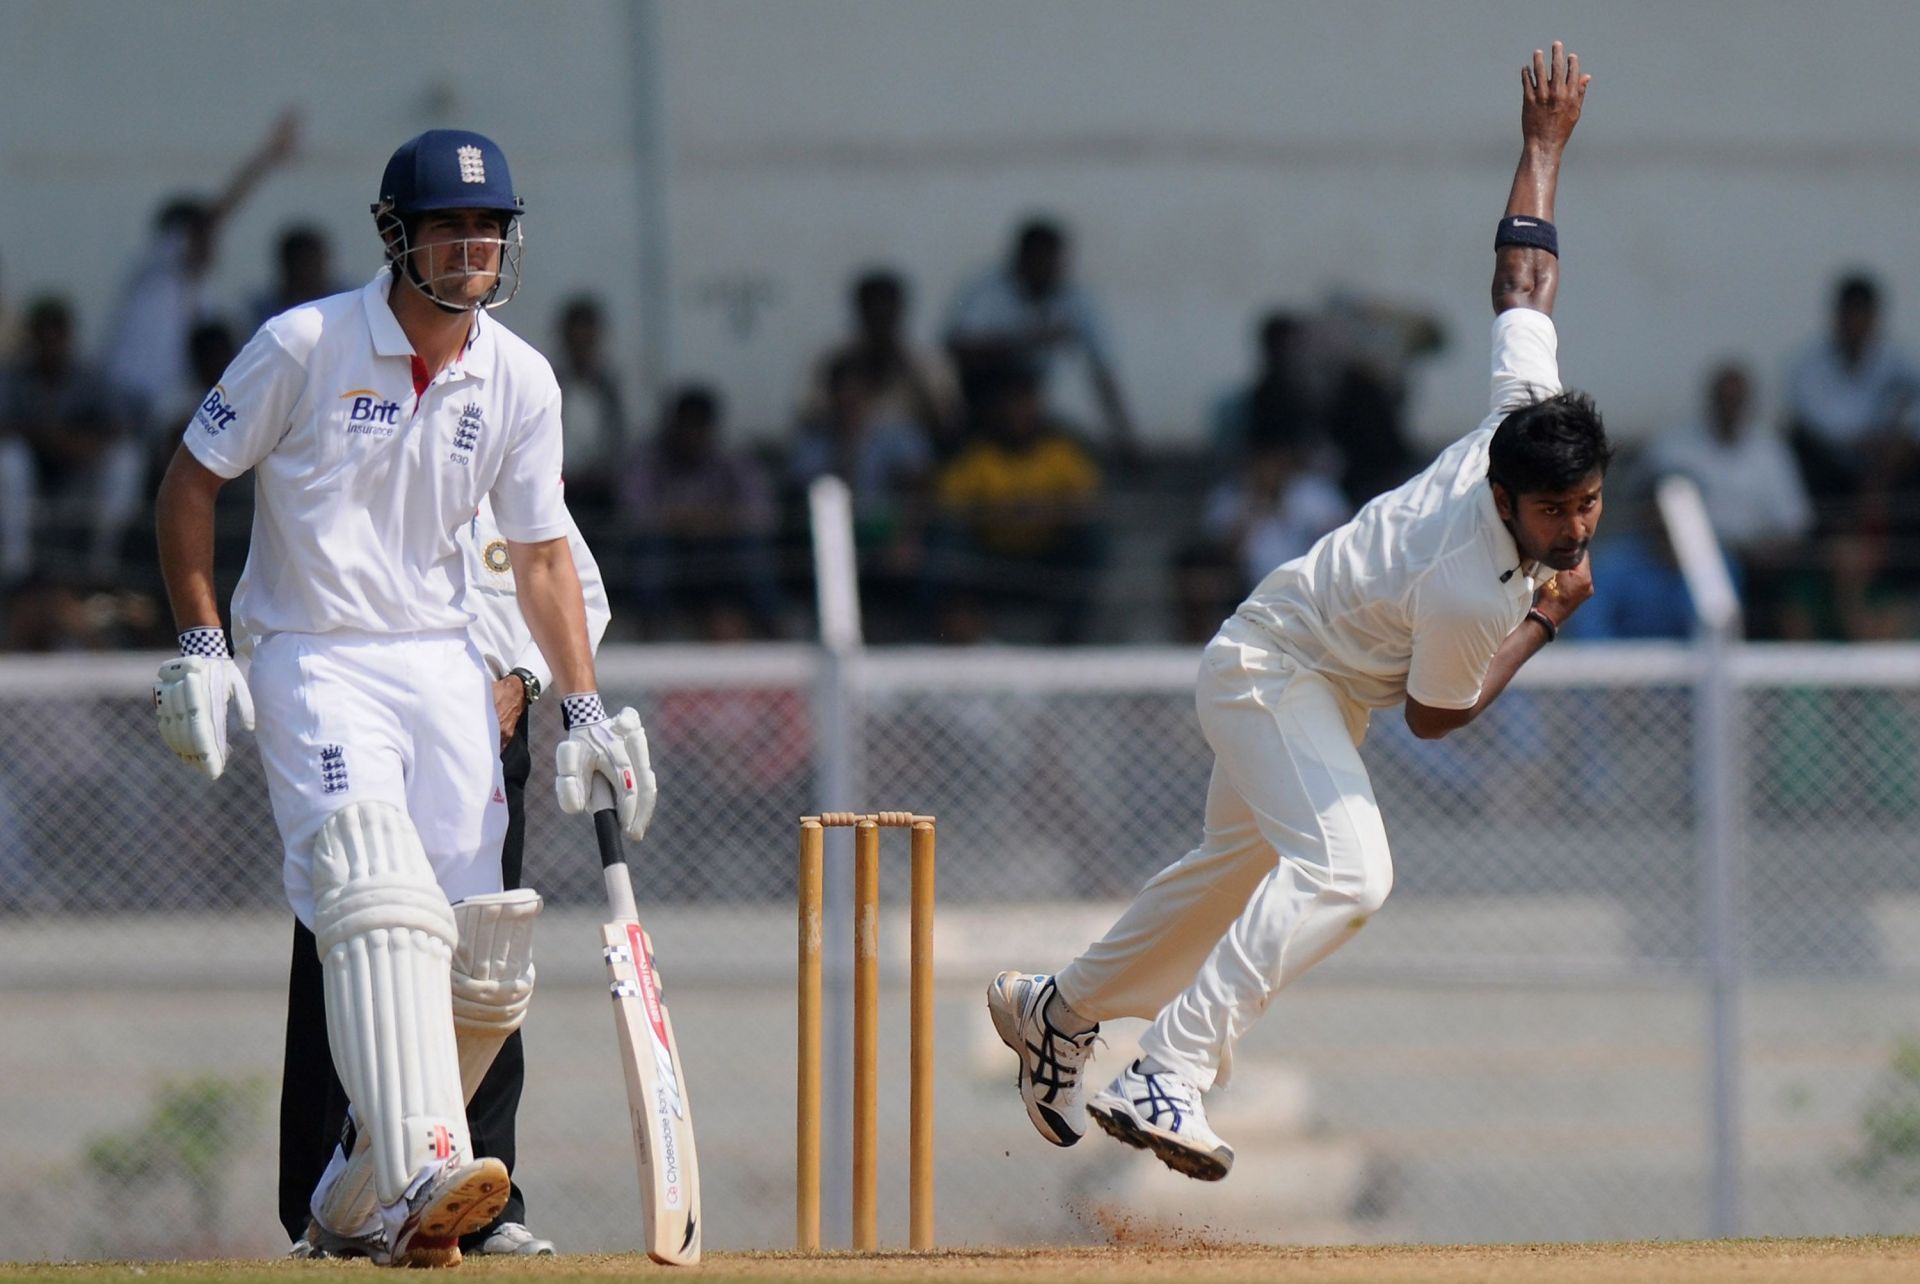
[1648,422,1812,550]
[102,229,213,424]
[1237,308,1561,712]
[1204,471,1352,591]
[1785,338,1920,445]
[945,269,1114,376]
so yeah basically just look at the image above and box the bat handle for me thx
[589,775,640,919]
[590,777,624,870]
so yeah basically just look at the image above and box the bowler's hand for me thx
[1521,41,1591,151]
[1534,552,1595,627]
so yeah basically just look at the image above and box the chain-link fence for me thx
[3,642,1919,1259]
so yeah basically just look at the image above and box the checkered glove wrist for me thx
[179,627,231,658]
[561,692,607,729]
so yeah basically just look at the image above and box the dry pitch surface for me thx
[3,1240,1918,1284]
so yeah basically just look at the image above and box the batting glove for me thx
[554,696,658,842]
[153,629,256,781]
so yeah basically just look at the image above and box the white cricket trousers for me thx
[247,628,510,928]
[1054,613,1393,1091]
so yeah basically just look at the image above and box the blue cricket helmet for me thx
[373,129,524,219]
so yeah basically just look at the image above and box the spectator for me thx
[789,354,934,637]
[1174,437,1349,645]
[0,252,17,361]
[552,295,629,526]
[1209,310,1325,467]
[0,297,142,585]
[1785,272,1919,504]
[1201,441,1352,597]
[1648,362,1812,637]
[1783,273,1920,638]
[805,268,959,454]
[250,223,346,327]
[1319,291,1446,506]
[930,369,1104,644]
[945,217,1136,461]
[100,109,299,435]
[621,384,782,639]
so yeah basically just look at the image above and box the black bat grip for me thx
[595,808,626,869]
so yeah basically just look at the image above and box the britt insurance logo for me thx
[339,388,402,439]
[194,385,239,435]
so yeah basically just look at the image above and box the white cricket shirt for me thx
[461,496,612,686]
[185,274,571,649]
[1237,308,1562,711]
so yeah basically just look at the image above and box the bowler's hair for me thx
[1487,389,1613,497]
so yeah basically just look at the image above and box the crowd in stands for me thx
[4,119,1919,652]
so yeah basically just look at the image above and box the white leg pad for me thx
[311,802,469,1207]
[451,888,542,1102]
[311,891,541,1235]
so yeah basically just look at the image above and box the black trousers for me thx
[277,707,533,1244]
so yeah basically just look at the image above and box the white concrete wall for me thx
[8,0,1920,446]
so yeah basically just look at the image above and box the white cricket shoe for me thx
[380,1154,512,1268]
[986,971,1099,1147]
[1087,1058,1235,1181]
[471,1220,556,1256]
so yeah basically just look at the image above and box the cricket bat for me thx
[593,783,702,1265]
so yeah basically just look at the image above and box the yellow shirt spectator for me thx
[937,432,1100,557]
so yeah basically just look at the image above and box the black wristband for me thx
[1496,215,1559,258]
[1526,608,1560,643]
[508,667,542,703]
[561,691,606,729]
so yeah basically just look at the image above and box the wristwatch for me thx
[508,667,543,702]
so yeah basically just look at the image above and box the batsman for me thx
[152,130,657,1265]
[991,42,1606,1179]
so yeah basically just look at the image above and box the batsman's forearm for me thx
[155,463,223,633]
[512,541,597,697]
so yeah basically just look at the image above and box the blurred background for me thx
[4,0,1920,1263]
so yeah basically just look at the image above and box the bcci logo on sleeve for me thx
[194,385,239,435]
[339,388,402,439]
[450,403,484,464]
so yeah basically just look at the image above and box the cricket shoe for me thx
[379,1154,511,1268]
[468,1221,556,1256]
[986,971,1099,1146]
[1087,1058,1234,1181]
[294,1215,382,1261]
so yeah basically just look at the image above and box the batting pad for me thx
[312,802,469,1207]
[450,888,542,1102]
